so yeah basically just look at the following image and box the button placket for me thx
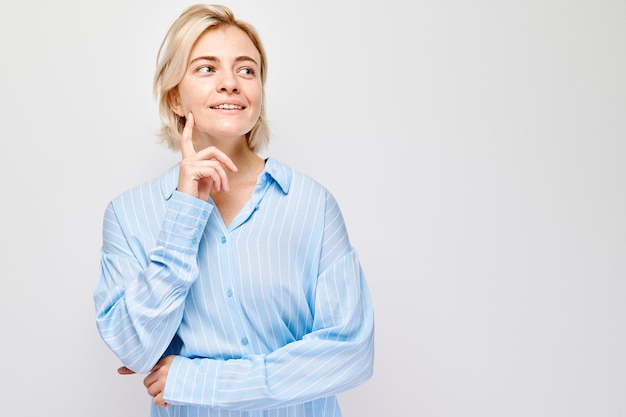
[217,229,252,353]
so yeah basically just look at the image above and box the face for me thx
[171,25,263,145]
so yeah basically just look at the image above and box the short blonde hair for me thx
[154,4,269,152]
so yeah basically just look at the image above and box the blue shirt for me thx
[93,158,374,416]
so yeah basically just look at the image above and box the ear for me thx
[167,89,184,117]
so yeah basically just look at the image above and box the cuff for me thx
[163,356,222,407]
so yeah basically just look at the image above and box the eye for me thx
[196,65,215,74]
[238,67,255,77]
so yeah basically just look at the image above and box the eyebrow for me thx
[188,55,259,67]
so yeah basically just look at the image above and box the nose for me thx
[217,72,239,93]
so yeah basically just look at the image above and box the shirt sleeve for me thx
[93,190,213,374]
[163,191,375,410]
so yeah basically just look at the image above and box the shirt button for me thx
[191,237,197,244]
[241,337,249,346]
[226,289,233,297]
[220,236,226,244]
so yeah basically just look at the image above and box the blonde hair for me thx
[154,4,269,151]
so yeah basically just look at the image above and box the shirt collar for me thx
[159,157,291,200]
[263,157,291,194]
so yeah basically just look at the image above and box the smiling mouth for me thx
[211,104,245,110]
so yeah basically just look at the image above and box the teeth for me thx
[214,104,243,110]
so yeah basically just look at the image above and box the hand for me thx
[117,366,135,375]
[177,113,238,201]
[143,355,176,408]
[116,356,174,408]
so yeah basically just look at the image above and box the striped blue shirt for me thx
[93,158,374,416]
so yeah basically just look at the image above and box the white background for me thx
[1,0,625,416]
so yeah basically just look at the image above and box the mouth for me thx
[211,103,245,110]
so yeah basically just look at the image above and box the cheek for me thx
[249,87,264,112]
[178,81,209,110]
[179,93,200,111]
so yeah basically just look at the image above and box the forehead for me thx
[190,25,261,63]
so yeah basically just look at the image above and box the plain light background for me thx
[1,0,624,416]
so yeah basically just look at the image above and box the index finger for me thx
[180,113,196,159]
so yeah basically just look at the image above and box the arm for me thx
[94,114,236,374]
[161,192,375,410]
[93,190,212,373]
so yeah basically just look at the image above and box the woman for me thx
[93,4,374,416]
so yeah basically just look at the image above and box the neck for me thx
[228,145,264,176]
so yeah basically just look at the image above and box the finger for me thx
[117,366,136,375]
[190,159,229,192]
[146,379,161,397]
[143,371,158,389]
[154,392,170,408]
[179,113,196,159]
[203,158,232,192]
[144,374,167,406]
[195,147,238,173]
[201,168,223,192]
[143,359,168,389]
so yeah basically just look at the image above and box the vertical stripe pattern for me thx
[93,158,374,416]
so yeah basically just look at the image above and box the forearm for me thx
[94,253,197,372]
[164,326,374,410]
[163,253,375,410]
[94,191,213,373]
